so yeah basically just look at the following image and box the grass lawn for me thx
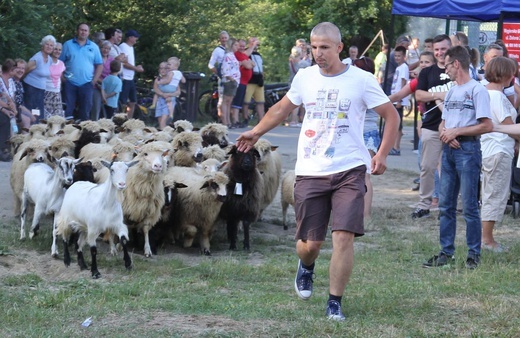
[1,172,519,337]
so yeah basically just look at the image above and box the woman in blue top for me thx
[22,35,56,121]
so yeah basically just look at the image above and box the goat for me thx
[56,160,138,278]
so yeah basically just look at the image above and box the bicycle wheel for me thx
[198,90,212,116]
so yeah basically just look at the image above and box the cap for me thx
[126,29,140,38]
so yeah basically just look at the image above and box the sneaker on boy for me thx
[325,300,346,321]
[294,260,314,300]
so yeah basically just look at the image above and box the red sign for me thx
[503,22,520,66]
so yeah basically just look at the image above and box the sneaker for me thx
[294,260,314,300]
[411,208,430,219]
[326,300,346,321]
[482,242,508,253]
[465,254,480,269]
[422,252,454,268]
[388,148,401,156]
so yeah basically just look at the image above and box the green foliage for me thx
[0,0,405,83]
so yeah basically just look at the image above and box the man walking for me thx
[236,22,399,320]
[60,23,103,121]
[423,46,492,269]
[119,29,144,118]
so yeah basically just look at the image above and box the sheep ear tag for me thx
[234,182,243,195]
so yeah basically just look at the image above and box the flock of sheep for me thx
[8,114,296,278]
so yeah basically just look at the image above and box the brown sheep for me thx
[171,132,203,167]
[199,123,229,148]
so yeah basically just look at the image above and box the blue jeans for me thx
[439,141,482,256]
[63,81,94,121]
[22,82,45,123]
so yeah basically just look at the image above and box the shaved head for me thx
[310,22,342,44]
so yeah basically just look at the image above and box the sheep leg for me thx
[200,228,211,256]
[282,202,289,230]
[90,246,101,279]
[14,196,21,218]
[227,219,238,250]
[28,205,42,239]
[243,220,250,251]
[120,235,132,270]
[183,225,197,249]
[51,216,59,258]
[19,195,28,240]
[143,226,153,257]
[63,239,71,267]
[76,232,88,270]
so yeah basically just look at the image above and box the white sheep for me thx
[80,140,136,162]
[56,160,138,278]
[40,115,68,137]
[202,144,228,162]
[254,139,282,217]
[122,141,170,257]
[97,118,116,143]
[48,137,75,160]
[164,167,229,255]
[171,132,203,167]
[10,138,51,216]
[280,170,295,230]
[23,124,47,141]
[20,157,80,256]
[172,119,194,136]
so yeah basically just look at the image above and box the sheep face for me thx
[28,125,47,140]
[41,117,67,137]
[200,123,229,148]
[102,160,139,190]
[138,148,169,174]
[73,161,95,183]
[20,145,49,163]
[201,175,228,202]
[173,134,204,165]
[228,147,260,172]
[56,157,82,187]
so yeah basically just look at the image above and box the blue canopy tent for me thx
[391,0,519,23]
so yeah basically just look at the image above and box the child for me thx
[156,57,186,119]
[154,62,171,130]
[101,60,122,119]
[389,45,410,155]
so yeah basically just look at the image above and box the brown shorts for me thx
[294,165,366,241]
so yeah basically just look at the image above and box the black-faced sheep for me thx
[112,113,128,128]
[122,141,170,257]
[20,157,80,257]
[10,138,51,216]
[172,132,203,167]
[165,167,229,255]
[280,170,295,230]
[199,123,229,148]
[254,139,282,218]
[73,121,106,158]
[56,160,138,278]
[219,146,263,250]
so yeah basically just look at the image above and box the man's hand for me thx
[440,127,460,148]
[236,130,260,153]
[136,65,144,73]
[371,153,387,175]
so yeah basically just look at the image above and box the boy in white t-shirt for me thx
[155,57,186,119]
[389,45,410,155]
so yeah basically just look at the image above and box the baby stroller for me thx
[509,155,520,218]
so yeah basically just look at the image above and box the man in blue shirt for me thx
[60,23,103,121]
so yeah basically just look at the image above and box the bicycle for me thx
[198,73,219,122]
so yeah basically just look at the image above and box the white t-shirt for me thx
[341,57,353,65]
[442,79,491,129]
[391,63,410,105]
[480,90,516,159]
[287,65,389,176]
[119,42,135,80]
